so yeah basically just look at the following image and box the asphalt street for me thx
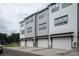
[0,48,41,56]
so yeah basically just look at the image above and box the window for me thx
[39,22,47,25]
[51,3,60,13]
[59,18,63,25]
[62,15,68,24]
[21,24,23,27]
[54,15,68,26]
[30,19,33,22]
[39,22,47,30]
[39,14,44,19]
[27,27,32,33]
[21,29,25,34]
[54,19,59,26]
[62,3,72,9]
[26,20,29,24]
[39,26,46,30]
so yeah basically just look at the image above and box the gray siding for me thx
[36,9,49,36]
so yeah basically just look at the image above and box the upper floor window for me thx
[26,20,29,24]
[62,15,68,24]
[39,22,47,26]
[59,18,63,25]
[21,29,25,34]
[39,22,47,30]
[39,14,44,19]
[21,24,23,27]
[54,19,59,26]
[39,26,46,30]
[51,3,60,13]
[30,19,33,22]
[62,3,72,9]
[27,27,32,33]
[54,15,68,26]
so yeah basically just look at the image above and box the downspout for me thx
[48,7,51,48]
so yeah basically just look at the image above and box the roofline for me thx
[48,3,56,7]
[19,12,36,24]
[19,3,52,24]
[24,12,36,20]
[36,7,48,15]
[19,20,25,24]
[24,6,49,20]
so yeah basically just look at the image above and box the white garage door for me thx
[38,39,48,48]
[20,41,25,47]
[52,37,72,49]
[27,40,33,48]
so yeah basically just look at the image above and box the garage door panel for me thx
[38,39,48,48]
[20,41,25,47]
[52,37,71,49]
[27,40,33,48]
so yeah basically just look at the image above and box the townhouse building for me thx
[19,20,26,47]
[48,3,78,49]
[36,7,49,48]
[19,3,79,50]
[24,14,36,48]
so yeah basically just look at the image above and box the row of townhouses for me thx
[19,3,79,50]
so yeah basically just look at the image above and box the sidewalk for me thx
[4,47,72,56]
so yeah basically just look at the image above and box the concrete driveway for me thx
[5,47,71,56]
[31,48,71,56]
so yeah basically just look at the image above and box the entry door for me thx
[52,37,72,49]
[38,39,48,48]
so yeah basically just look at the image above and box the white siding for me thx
[20,22,25,39]
[49,4,77,34]
[49,4,77,46]
[25,15,36,38]
[36,9,49,36]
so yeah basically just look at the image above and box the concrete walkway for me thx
[4,47,71,56]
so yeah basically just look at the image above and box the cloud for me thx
[0,3,49,35]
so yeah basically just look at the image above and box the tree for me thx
[10,33,20,43]
[0,33,7,45]
[0,33,20,45]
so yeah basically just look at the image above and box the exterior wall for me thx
[19,21,25,39]
[36,9,49,36]
[25,15,36,38]
[49,3,77,47]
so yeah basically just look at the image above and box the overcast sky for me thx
[0,3,49,35]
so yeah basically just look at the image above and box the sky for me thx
[0,3,49,35]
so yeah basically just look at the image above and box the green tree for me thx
[0,33,7,45]
[10,33,20,43]
[0,33,20,45]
